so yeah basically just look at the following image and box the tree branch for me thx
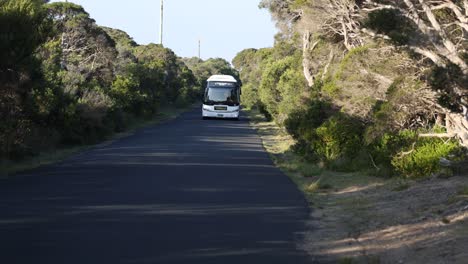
[464,0,468,16]
[408,46,447,67]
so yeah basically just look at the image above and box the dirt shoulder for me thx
[247,109,468,264]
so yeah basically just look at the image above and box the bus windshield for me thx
[204,86,239,106]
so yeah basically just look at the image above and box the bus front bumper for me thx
[202,109,239,119]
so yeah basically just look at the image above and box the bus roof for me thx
[207,75,237,83]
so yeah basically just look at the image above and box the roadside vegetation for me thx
[234,0,467,179]
[0,0,238,174]
[236,0,468,262]
[247,107,468,263]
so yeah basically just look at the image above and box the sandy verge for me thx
[304,175,468,264]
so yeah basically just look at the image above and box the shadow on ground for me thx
[0,110,312,264]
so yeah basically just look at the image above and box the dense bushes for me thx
[183,57,240,93]
[368,129,464,178]
[233,0,468,178]
[285,100,364,169]
[232,40,306,124]
[314,114,363,165]
[0,0,50,159]
[391,138,462,178]
[233,31,465,179]
[284,98,463,177]
[0,1,206,161]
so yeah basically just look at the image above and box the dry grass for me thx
[305,176,468,264]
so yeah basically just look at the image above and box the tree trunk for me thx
[446,112,468,148]
[302,31,315,87]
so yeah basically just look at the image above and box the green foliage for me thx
[110,75,147,115]
[233,48,271,111]
[0,0,50,71]
[369,130,418,175]
[288,109,366,171]
[320,45,371,98]
[240,83,258,109]
[285,99,333,160]
[0,0,51,159]
[183,57,239,90]
[102,27,137,49]
[391,138,462,178]
[232,48,258,73]
[277,67,307,117]
[364,77,419,145]
[369,128,465,178]
[233,38,305,122]
[0,1,203,161]
[285,99,332,139]
[291,0,309,9]
[322,79,339,96]
[248,0,467,180]
[258,57,293,117]
[257,51,306,121]
[314,114,363,165]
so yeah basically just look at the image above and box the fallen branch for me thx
[397,142,416,158]
[419,133,457,138]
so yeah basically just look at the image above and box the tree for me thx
[0,0,51,159]
[362,0,468,147]
[0,0,50,74]
[183,57,240,88]
[363,0,468,74]
[46,2,118,90]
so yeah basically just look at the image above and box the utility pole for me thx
[159,0,164,45]
[198,39,201,59]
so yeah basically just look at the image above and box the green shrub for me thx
[258,57,294,118]
[174,86,192,107]
[313,113,363,165]
[391,138,462,178]
[370,130,418,168]
[110,75,145,114]
[277,67,308,120]
[321,79,339,96]
[285,99,332,159]
[255,101,271,121]
[369,127,464,178]
[240,83,259,109]
[285,99,332,139]
[285,100,364,167]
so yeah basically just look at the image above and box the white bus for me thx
[202,75,240,120]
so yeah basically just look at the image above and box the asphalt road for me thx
[0,109,312,264]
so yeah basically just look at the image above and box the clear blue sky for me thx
[51,0,277,63]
